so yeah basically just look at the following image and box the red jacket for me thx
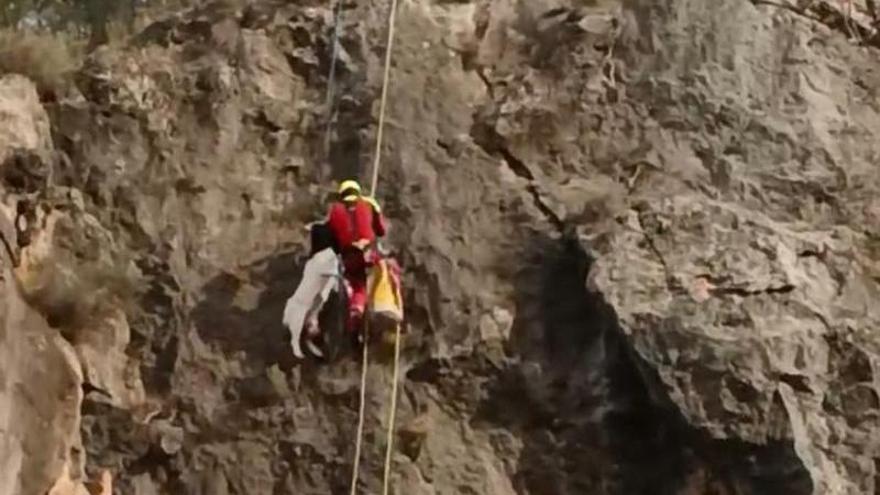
[326,198,387,250]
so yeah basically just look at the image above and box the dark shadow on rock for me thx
[326,90,373,182]
[191,251,304,371]
[471,233,814,495]
[191,249,353,376]
[128,254,182,395]
[81,398,183,494]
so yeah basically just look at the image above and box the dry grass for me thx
[20,254,144,340]
[0,0,204,96]
[0,28,82,97]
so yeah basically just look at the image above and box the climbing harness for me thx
[346,0,402,494]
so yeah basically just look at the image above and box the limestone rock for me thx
[0,239,85,495]
[2,0,880,494]
[0,75,52,164]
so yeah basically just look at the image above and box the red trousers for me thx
[342,249,369,332]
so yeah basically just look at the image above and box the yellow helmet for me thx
[338,179,361,201]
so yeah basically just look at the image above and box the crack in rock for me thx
[712,283,796,297]
[752,0,880,47]
[83,381,113,399]
[635,208,678,290]
[469,116,565,233]
[495,146,565,232]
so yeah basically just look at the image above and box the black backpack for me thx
[310,222,339,256]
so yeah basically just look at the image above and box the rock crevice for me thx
[1,0,880,494]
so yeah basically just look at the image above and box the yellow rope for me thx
[369,0,399,195]
[348,319,370,495]
[375,1,402,492]
[349,0,401,493]
[382,321,402,495]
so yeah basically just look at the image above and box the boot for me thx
[304,336,325,358]
[303,319,324,358]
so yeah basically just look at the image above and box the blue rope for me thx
[324,0,344,155]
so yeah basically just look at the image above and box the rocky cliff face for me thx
[1,0,880,494]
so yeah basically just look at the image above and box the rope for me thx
[348,318,370,495]
[324,0,344,156]
[322,13,368,490]
[374,1,402,492]
[369,0,399,195]
[349,0,401,492]
[381,321,402,495]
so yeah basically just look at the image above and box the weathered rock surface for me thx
[2,0,880,494]
[0,75,52,166]
[0,75,93,495]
